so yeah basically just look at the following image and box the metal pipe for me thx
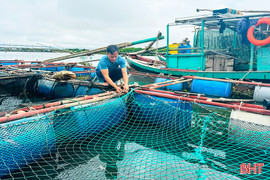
[167,24,170,55]
[132,35,164,45]
[249,43,254,70]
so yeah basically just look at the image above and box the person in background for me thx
[96,45,129,93]
[178,38,192,53]
[178,38,187,53]
[185,40,192,53]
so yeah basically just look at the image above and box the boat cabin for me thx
[166,9,270,75]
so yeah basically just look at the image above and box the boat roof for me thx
[173,13,270,29]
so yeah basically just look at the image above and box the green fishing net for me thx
[194,29,252,69]
[0,90,269,179]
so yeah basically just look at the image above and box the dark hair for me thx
[107,45,119,54]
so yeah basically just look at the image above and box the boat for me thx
[126,54,199,75]
[126,8,270,81]
[0,61,94,72]
[157,54,166,62]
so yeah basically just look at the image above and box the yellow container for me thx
[169,43,180,54]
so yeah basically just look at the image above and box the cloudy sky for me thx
[0,0,269,49]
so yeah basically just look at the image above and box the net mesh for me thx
[194,29,251,68]
[1,90,269,179]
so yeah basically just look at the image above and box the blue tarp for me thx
[236,18,259,45]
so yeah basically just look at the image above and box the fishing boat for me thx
[0,61,94,72]
[157,54,166,61]
[126,8,270,81]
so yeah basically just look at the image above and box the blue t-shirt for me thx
[96,55,126,71]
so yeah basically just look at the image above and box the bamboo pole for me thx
[135,90,270,116]
[17,92,114,112]
[149,79,193,89]
[0,92,122,123]
[142,78,185,88]
[142,88,253,103]
[43,36,164,63]
[183,75,270,87]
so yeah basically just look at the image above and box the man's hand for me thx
[123,84,129,93]
[115,86,122,93]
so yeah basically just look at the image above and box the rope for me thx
[240,70,251,81]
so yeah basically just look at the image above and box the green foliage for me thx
[231,84,255,99]
[119,47,143,53]
[77,75,91,80]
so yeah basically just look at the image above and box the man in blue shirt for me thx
[96,45,129,93]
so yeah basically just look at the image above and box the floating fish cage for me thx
[0,115,56,177]
[130,92,193,131]
[53,98,127,141]
[1,90,270,179]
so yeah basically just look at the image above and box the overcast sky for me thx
[0,0,269,49]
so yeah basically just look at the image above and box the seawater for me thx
[3,117,269,180]
[0,52,102,113]
[0,51,102,67]
[0,52,156,113]
[2,52,268,179]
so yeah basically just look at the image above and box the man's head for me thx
[107,45,119,63]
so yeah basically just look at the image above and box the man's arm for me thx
[100,69,122,93]
[121,67,129,93]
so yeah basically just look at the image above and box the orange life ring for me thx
[247,18,270,46]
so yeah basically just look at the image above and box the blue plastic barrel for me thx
[185,43,191,53]
[0,115,56,177]
[133,93,193,131]
[75,72,91,77]
[69,67,85,71]
[0,62,18,66]
[85,88,104,95]
[40,67,47,71]
[53,98,126,140]
[35,79,55,98]
[191,79,232,98]
[56,67,65,71]
[35,79,75,99]
[91,72,97,79]
[46,67,57,71]
[178,43,185,53]
[154,78,186,91]
[53,82,75,98]
[74,86,104,97]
